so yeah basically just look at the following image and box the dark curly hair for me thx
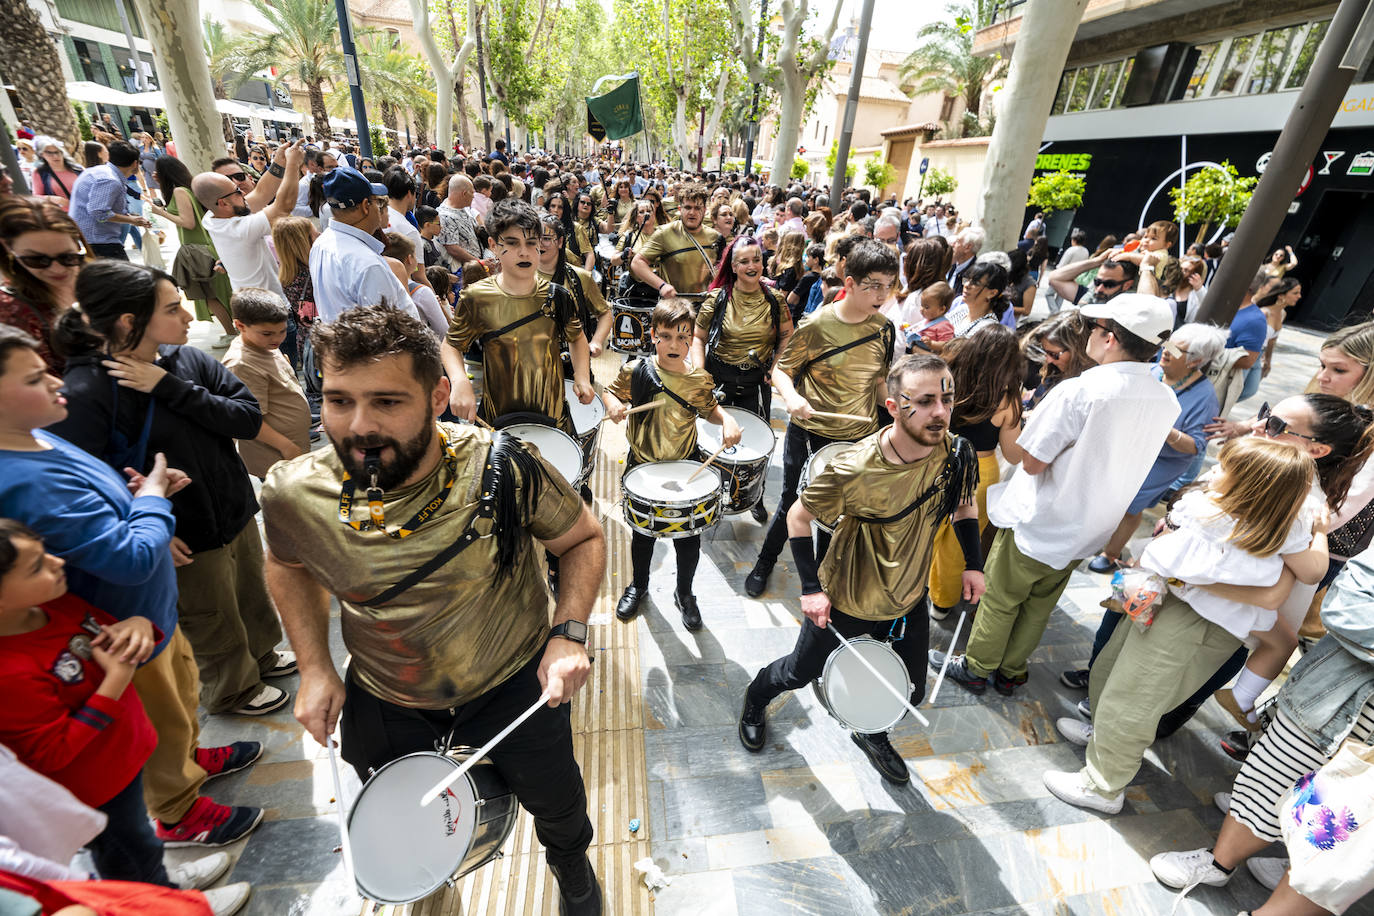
[309,303,442,392]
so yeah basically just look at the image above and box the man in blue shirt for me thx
[67,140,149,259]
[1227,269,1273,402]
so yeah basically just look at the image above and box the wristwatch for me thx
[549,620,589,644]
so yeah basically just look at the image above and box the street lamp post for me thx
[334,0,373,159]
[829,0,875,213]
[741,0,769,179]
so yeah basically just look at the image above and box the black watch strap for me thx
[549,620,588,644]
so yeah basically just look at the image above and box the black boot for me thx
[675,591,702,631]
[615,584,647,622]
[851,732,910,785]
[579,483,594,505]
[549,855,602,916]
[750,501,769,524]
[738,693,767,751]
[744,559,773,598]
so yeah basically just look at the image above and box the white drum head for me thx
[822,638,912,733]
[348,753,476,903]
[505,424,583,486]
[807,442,854,483]
[564,380,606,436]
[624,460,720,502]
[696,408,775,464]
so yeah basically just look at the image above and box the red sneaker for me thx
[195,741,263,780]
[155,796,264,847]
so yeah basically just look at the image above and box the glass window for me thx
[1214,33,1258,96]
[1246,26,1299,94]
[1110,58,1134,108]
[72,40,109,87]
[1065,65,1097,113]
[1286,20,1330,89]
[1052,70,1074,114]
[1184,42,1220,99]
[1089,60,1124,109]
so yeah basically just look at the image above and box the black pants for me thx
[756,421,847,567]
[630,531,700,594]
[89,242,129,260]
[90,772,173,886]
[707,355,772,420]
[340,652,594,867]
[747,604,929,734]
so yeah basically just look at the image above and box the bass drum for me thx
[695,407,776,514]
[347,750,518,904]
[609,299,656,357]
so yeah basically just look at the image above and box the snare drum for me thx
[622,460,722,539]
[800,441,855,534]
[814,637,914,733]
[504,423,587,490]
[347,749,518,904]
[564,380,605,489]
[696,407,776,514]
[610,299,656,356]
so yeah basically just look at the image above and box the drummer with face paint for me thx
[259,305,608,914]
[738,354,985,785]
[603,299,742,630]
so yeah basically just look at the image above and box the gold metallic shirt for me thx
[696,287,779,367]
[775,305,891,441]
[801,432,952,621]
[639,220,720,295]
[446,276,582,428]
[261,422,584,708]
[607,357,719,462]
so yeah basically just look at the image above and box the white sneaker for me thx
[265,649,297,678]
[230,685,289,716]
[168,851,230,889]
[1150,848,1232,889]
[1042,768,1123,814]
[203,881,252,915]
[1246,856,1287,891]
[1214,791,1232,815]
[1056,717,1093,746]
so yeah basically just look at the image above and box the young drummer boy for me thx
[604,300,742,631]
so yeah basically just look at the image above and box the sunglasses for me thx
[1092,277,1123,289]
[226,171,248,182]
[1257,403,1321,442]
[1089,319,1112,335]
[14,251,85,269]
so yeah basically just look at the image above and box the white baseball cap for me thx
[1080,293,1174,345]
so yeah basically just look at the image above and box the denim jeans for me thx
[89,772,173,886]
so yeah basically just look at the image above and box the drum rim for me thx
[817,636,913,733]
[696,408,776,463]
[503,423,585,485]
[346,750,482,903]
[623,460,723,505]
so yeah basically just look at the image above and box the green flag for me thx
[586,75,643,140]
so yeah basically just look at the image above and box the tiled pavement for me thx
[169,316,1374,915]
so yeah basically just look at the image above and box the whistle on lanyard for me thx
[363,447,385,524]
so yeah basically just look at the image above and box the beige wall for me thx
[891,137,990,217]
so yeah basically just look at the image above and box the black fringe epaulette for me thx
[487,432,544,581]
[936,434,980,522]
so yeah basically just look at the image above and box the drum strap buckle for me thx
[887,617,906,643]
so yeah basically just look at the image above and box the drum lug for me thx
[473,798,486,808]
[445,877,457,888]
[494,850,505,859]
[366,767,377,778]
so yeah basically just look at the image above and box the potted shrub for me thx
[1027,169,1085,247]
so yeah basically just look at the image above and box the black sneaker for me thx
[615,585,647,622]
[549,855,602,916]
[675,592,702,631]
[744,560,773,598]
[738,694,767,751]
[750,501,769,524]
[851,732,909,785]
[1059,668,1090,690]
[928,650,987,695]
[993,670,1028,696]
[579,483,594,505]
[1221,729,1258,762]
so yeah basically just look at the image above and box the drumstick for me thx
[419,689,552,807]
[829,628,930,727]
[809,410,875,423]
[603,401,665,422]
[473,415,495,431]
[927,607,968,706]
[687,443,729,483]
[325,737,358,891]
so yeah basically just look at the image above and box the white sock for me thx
[1230,668,1272,714]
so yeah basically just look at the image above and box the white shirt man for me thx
[308,167,418,322]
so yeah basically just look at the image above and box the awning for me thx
[250,105,302,124]
[216,98,257,119]
[329,116,357,130]
[66,81,138,106]
[125,89,166,109]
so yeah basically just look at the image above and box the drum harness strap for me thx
[477,283,574,350]
[846,435,977,527]
[791,322,897,389]
[704,286,783,374]
[355,431,542,609]
[631,358,696,413]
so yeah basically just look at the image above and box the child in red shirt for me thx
[0,519,169,887]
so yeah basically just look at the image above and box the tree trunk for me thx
[412,0,476,154]
[309,83,332,142]
[456,80,471,148]
[977,0,1087,251]
[416,126,430,148]
[768,66,805,184]
[130,0,223,172]
[381,99,398,133]
[0,0,80,150]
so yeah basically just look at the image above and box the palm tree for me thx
[203,18,245,142]
[233,0,344,141]
[0,0,80,151]
[328,35,436,141]
[900,0,1007,137]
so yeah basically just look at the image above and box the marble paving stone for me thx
[239,880,359,916]
[932,832,1044,912]
[1024,810,1213,899]
[229,816,350,887]
[704,821,833,870]
[648,867,740,916]
[841,845,970,916]
[212,757,363,822]
[684,721,811,774]
[643,663,739,729]
[729,856,867,916]
[760,762,870,828]
[649,834,710,875]
[910,743,1086,812]
[658,771,770,839]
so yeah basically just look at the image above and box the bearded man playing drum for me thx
[628,184,719,301]
[738,354,985,785]
[261,305,607,914]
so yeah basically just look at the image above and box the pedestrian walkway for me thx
[166,322,1374,915]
